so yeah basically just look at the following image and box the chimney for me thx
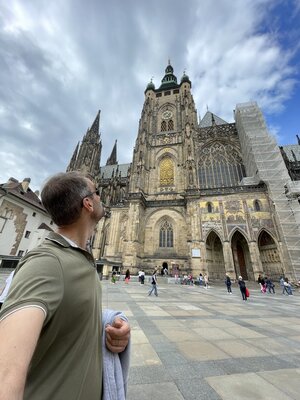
[7,177,18,184]
[21,178,31,193]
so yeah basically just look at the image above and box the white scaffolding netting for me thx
[235,102,300,279]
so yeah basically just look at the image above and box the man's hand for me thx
[105,318,130,353]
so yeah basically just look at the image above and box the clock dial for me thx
[162,110,173,120]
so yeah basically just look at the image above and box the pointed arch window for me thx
[198,142,246,189]
[160,157,174,186]
[254,200,261,211]
[207,202,213,213]
[159,220,173,247]
[168,119,174,131]
[161,120,167,132]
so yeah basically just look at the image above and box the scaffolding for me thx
[235,102,300,280]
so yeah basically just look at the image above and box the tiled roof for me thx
[100,163,130,179]
[199,111,228,128]
[281,144,300,162]
[38,222,53,231]
[0,180,46,212]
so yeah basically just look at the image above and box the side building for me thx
[67,62,300,281]
[0,177,54,269]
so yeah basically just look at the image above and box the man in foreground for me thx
[0,171,130,400]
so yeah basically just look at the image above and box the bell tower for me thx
[129,61,199,195]
[123,62,199,272]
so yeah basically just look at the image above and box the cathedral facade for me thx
[67,63,300,281]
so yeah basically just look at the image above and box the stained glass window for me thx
[159,220,173,247]
[198,142,245,188]
[160,157,174,186]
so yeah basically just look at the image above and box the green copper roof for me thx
[158,62,178,90]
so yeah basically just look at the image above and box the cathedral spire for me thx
[66,142,79,172]
[89,110,101,136]
[106,140,117,165]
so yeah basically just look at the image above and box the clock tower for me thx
[122,62,199,271]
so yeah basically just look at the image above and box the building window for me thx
[207,203,213,213]
[161,120,167,132]
[159,220,173,247]
[0,217,6,233]
[18,250,24,257]
[50,221,53,225]
[173,89,179,94]
[164,91,171,96]
[156,93,162,97]
[198,142,246,189]
[24,230,31,238]
[168,119,174,131]
[254,200,261,211]
[32,212,36,217]
[160,157,174,186]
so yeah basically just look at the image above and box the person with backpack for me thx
[148,270,158,296]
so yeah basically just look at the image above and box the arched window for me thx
[160,157,174,186]
[161,120,167,132]
[159,220,173,247]
[207,202,213,213]
[168,119,174,131]
[198,142,246,189]
[254,200,261,211]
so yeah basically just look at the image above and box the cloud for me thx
[0,0,299,191]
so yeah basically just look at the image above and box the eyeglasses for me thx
[85,188,100,197]
[81,188,100,206]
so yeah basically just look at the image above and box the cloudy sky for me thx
[0,0,299,191]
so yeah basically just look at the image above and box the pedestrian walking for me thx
[266,277,275,293]
[140,270,145,284]
[198,273,203,287]
[204,274,209,289]
[125,269,130,284]
[225,274,232,294]
[283,277,293,295]
[238,276,247,301]
[148,270,158,296]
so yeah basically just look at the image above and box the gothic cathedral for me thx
[67,62,300,281]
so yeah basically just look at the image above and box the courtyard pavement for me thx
[103,278,300,400]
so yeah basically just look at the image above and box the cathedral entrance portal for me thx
[231,231,253,280]
[205,231,225,279]
[258,230,283,279]
[162,262,168,274]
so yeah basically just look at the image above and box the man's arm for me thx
[105,318,130,353]
[0,307,45,400]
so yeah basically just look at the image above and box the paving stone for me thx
[175,378,222,400]
[100,280,300,400]
[128,365,173,385]
[206,372,294,400]
[127,382,185,400]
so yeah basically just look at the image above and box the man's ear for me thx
[82,197,93,211]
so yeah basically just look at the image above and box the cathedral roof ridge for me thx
[199,111,228,128]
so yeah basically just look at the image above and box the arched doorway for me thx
[258,230,283,279]
[205,231,225,279]
[231,231,253,280]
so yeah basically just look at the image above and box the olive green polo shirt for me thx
[0,232,102,400]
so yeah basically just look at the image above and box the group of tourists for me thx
[257,274,275,293]
[114,266,295,301]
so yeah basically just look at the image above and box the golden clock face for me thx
[162,110,173,120]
